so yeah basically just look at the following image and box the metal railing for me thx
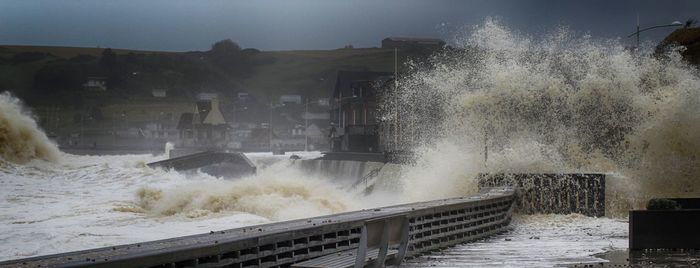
[0,188,515,268]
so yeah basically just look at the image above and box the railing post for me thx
[354,225,368,268]
[393,216,410,265]
[373,220,390,268]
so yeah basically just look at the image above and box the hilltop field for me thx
[0,42,415,105]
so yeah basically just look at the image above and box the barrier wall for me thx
[0,188,515,268]
[629,209,700,250]
[478,173,605,217]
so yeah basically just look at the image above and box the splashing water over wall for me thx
[0,93,60,164]
[389,19,700,213]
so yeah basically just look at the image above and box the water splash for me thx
[0,93,60,164]
[390,19,700,213]
[131,161,359,220]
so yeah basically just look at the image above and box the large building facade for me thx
[330,71,393,152]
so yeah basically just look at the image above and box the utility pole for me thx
[305,98,309,151]
[393,47,399,151]
[269,102,273,153]
[636,14,640,48]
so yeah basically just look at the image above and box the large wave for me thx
[129,161,359,220]
[0,93,60,164]
[390,19,700,213]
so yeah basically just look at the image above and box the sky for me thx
[0,0,698,51]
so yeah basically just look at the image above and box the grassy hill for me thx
[0,44,420,104]
[0,45,166,58]
[243,48,398,99]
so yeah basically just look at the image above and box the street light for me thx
[628,20,683,47]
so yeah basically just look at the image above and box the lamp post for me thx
[628,20,683,47]
[269,102,274,153]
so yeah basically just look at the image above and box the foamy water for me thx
[0,153,255,260]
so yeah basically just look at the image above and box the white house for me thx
[83,77,107,91]
[152,89,167,98]
[279,95,302,105]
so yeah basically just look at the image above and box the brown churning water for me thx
[0,92,60,164]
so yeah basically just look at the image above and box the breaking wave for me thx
[390,19,700,213]
[0,93,60,164]
[130,162,358,220]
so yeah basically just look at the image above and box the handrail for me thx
[0,188,515,268]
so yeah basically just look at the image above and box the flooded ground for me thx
[404,214,628,267]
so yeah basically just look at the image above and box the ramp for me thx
[147,151,256,177]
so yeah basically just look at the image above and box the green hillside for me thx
[0,43,420,105]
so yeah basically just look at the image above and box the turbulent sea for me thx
[2,19,699,266]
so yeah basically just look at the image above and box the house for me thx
[304,123,327,151]
[381,37,446,50]
[197,92,219,101]
[176,98,230,147]
[237,92,250,101]
[316,98,330,106]
[280,95,302,105]
[151,89,167,98]
[330,71,393,152]
[83,77,107,91]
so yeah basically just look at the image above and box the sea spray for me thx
[0,93,60,164]
[388,19,700,214]
[132,161,359,220]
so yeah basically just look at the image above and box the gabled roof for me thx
[202,99,226,125]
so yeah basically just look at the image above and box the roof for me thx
[202,99,227,125]
[333,71,393,99]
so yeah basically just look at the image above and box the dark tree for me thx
[210,39,242,55]
[100,48,116,68]
[207,39,253,77]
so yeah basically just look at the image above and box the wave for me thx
[0,93,60,164]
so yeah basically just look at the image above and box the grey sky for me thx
[0,0,697,51]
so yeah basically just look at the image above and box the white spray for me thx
[388,19,700,214]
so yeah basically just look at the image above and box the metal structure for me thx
[147,151,256,177]
[0,188,515,268]
[478,173,605,217]
[628,18,683,47]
